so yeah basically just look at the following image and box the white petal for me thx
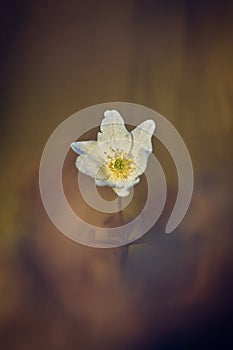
[71,141,97,155]
[95,176,119,189]
[95,179,109,187]
[130,119,155,176]
[112,178,140,196]
[131,119,155,152]
[103,109,125,124]
[132,148,151,176]
[95,164,111,185]
[114,177,140,190]
[98,110,132,153]
[113,188,130,197]
[127,177,140,188]
[75,144,106,178]
[75,155,101,178]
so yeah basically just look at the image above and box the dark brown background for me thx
[1,0,233,349]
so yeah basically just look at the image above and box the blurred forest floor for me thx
[0,1,233,349]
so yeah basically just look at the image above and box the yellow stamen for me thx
[107,148,134,180]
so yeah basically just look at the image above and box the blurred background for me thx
[1,0,233,349]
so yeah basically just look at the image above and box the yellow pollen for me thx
[107,148,134,180]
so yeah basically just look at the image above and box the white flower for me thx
[71,110,155,197]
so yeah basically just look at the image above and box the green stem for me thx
[117,196,124,226]
[117,196,129,274]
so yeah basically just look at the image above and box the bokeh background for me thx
[1,0,233,349]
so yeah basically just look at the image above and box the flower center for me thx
[114,158,124,170]
[106,148,134,180]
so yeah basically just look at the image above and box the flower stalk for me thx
[117,196,129,275]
